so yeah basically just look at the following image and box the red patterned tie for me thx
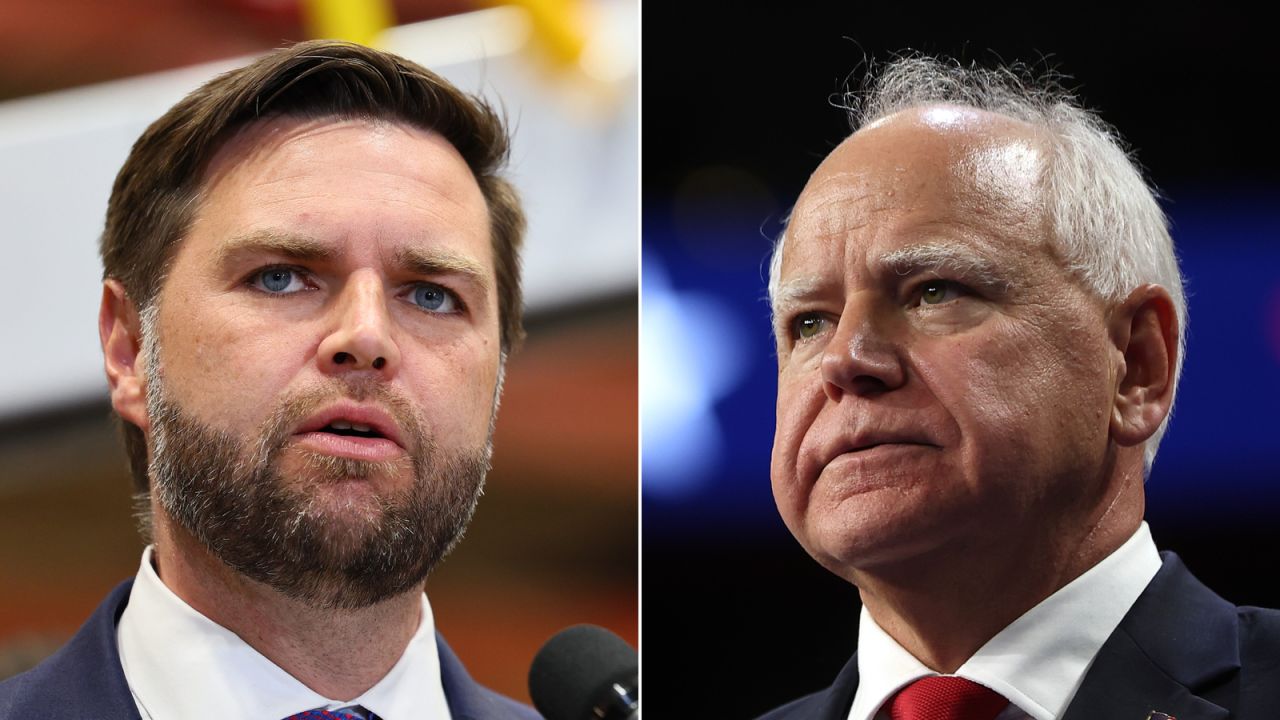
[889,676,1008,720]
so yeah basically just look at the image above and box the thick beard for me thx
[142,324,491,610]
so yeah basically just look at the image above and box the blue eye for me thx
[252,267,308,294]
[410,283,459,313]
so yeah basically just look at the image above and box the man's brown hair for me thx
[102,39,526,493]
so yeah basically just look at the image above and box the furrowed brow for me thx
[215,230,335,269]
[395,247,491,293]
[879,243,1010,290]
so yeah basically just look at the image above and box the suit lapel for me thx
[815,651,861,720]
[1062,553,1238,720]
[437,633,540,720]
[1060,629,1228,720]
[437,634,490,720]
[0,580,143,720]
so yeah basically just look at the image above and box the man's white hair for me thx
[767,56,1186,471]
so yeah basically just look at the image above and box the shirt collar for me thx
[117,545,453,720]
[850,522,1162,720]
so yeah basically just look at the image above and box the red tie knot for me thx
[889,676,1008,720]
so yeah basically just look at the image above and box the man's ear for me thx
[1108,284,1179,446]
[100,279,149,432]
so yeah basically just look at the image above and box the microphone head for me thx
[529,624,638,720]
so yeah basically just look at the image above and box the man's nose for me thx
[820,295,905,399]
[317,271,401,377]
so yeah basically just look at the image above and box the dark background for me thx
[641,5,1279,718]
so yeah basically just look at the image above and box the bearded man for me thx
[0,40,537,720]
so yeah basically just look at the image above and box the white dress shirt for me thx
[117,546,454,720]
[849,522,1162,720]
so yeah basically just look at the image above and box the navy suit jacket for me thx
[758,553,1280,720]
[0,580,541,719]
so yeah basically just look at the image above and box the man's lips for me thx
[293,431,404,462]
[834,442,936,457]
[805,432,941,481]
[293,402,407,461]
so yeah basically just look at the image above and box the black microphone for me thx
[529,624,639,720]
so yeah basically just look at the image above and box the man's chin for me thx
[281,445,415,486]
[799,506,979,580]
[297,489,389,542]
[271,452,410,539]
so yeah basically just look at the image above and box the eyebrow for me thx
[769,242,1011,323]
[771,276,825,315]
[878,243,1010,290]
[393,246,491,292]
[215,230,491,292]
[215,230,336,267]
[770,276,827,336]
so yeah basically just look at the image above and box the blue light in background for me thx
[641,255,752,496]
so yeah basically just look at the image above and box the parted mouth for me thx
[295,403,405,448]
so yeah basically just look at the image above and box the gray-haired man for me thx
[761,57,1280,720]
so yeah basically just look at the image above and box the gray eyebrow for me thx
[879,243,1011,290]
[769,276,826,340]
[772,243,1007,308]
[769,241,1013,335]
[771,276,824,314]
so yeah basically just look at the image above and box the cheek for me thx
[159,297,303,413]
[215,357,299,431]
[402,338,499,438]
[770,369,823,528]
[917,319,1114,482]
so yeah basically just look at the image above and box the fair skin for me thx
[98,116,502,699]
[770,106,1178,672]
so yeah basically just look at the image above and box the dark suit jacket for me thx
[758,553,1280,720]
[0,580,541,719]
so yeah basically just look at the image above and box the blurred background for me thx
[0,0,637,703]
[642,4,1279,717]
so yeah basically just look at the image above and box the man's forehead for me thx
[213,114,434,153]
[173,114,496,286]
[783,105,1047,269]
[802,105,1043,201]
[786,178,880,242]
[204,115,358,180]
[201,115,480,201]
